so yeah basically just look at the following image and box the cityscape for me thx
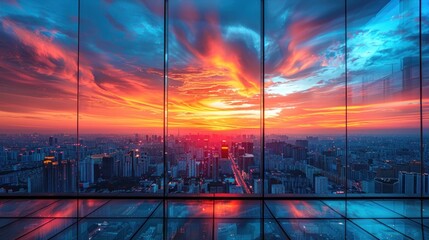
[1,133,427,195]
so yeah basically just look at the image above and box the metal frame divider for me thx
[260,0,266,238]
[344,0,349,237]
[163,0,169,239]
[76,0,81,239]
[419,0,425,239]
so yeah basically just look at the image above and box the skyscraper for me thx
[314,176,329,194]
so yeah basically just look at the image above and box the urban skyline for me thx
[1,132,427,195]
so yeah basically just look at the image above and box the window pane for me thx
[423,0,429,186]
[79,0,164,194]
[265,0,346,195]
[167,0,261,195]
[0,0,78,194]
[347,0,421,195]
[280,220,348,239]
[215,219,261,239]
[423,0,429,221]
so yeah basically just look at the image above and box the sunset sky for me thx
[0,0,427,134]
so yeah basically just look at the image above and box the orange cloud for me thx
[0,9,426,135]
[0,17,164,134]
[167,9,261,131]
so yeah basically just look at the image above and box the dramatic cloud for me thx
[0,0,427,134]
[0,0,164,133]
[167,0,261,131]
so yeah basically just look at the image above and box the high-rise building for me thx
[314,176,329,194]
[221,140,228,159]
[80,156,94,184]
[60,159,76,192]
[241,142,253,154]
[271,184,285,194]
[238,153,254,172]
[253,178,262,194]
[375,178,398,194]
[212,154,220,182]
[398,171,427,195]
[102,156,115,179]
[43,156,59,192]
[188,158,196,178]
[123,155,132,177]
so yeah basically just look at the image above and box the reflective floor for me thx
[0,199,427,239]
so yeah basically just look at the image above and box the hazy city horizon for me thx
[1,131,427,195]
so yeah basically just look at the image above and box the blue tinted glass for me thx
[322,200,346,216]
[264,220,288,239]
[280,220,347,239]
[347,0,420,196]
[133,218,164,240]
[267,200,342,218]
[0,218,53,239]
[88,199,161,218]
[346,221,377,240]
[215,219,261,239]
[53,219,145,240]
[378,219,425,239]
[346,200,403,218]
[0,218,16,228]
[0,199,57,217]
[373,200,421,218]
[29,200,78,217]
[215,200,261,218]
[79,199,109,217]
[168,200,213,218]
[351,219,412,239]
[19,218,76,240]
[167,218,213,240]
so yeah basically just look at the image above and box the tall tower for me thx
[212,153,219,182]
[221,140,228,159]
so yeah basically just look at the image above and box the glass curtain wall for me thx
[0,0,428,217]
[1,0,429,238]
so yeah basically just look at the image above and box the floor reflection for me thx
[0,199,426,239]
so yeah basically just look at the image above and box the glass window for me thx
[0,0,78,194]
[423,0,429,197]
[167,0,261,195]
[79,0,164,194]
[347,0,421,196]
[0,1,428,238]
[265,0,346,196]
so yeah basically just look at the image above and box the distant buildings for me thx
[0,133,428,195]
